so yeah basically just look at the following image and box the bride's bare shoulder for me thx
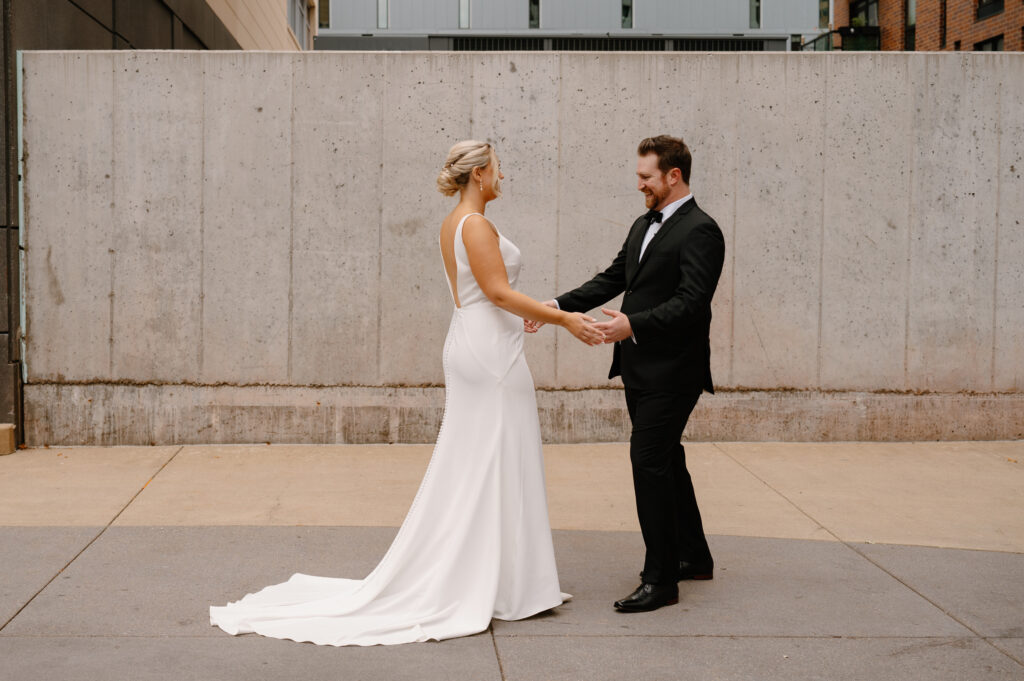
[461,213,496,236]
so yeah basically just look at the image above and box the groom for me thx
[539,135,725,612]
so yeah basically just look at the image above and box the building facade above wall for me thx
[808,0,1023,51]
[207,0,318,50]
[315,0,825,51]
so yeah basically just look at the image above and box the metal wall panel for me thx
[470,0,529,31]
[116,0,175,48]
[390,0,457,31]
[762,0,820,31]
[325,0,821,35]
[541,0,619,31]
[333,0,376,30]
[637,0,747,33]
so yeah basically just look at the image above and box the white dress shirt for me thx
[639,194,692,261]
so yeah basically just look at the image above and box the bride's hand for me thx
[562,312,604,346]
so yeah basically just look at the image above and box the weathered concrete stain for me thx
[45,246,64,306]
[21,384,1024,446]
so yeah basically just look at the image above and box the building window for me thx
[460,0,470,28]
[954,39,961,50]
[622,0,633,29]
[939,0,947,48]
[378,0,388,29]
[905,0,916,50]
[819,0,830,29]
[849,0,879,26]
[288,0,309,49]
[977,0,1003,20]
[529,0,540,28]
[974,34,1004,49]
[750,0,761,29]
[319,0,329,29]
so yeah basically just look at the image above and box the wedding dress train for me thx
[209,212,567,646]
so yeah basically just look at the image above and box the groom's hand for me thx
[593,308,632,343]
[524,300,559,333]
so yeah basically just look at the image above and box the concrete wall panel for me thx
[200,52,292,383]
[471,54,560,387]
[23,53,114,381]
[554,54,657,388]
[819,54,911,391]
[649,54,739,388]
[290,53,385,385]
[731,55,826,389]
[110,52,203,382]
[993,55,1024,392]
[378,54,470,385]
[906,55,998,392]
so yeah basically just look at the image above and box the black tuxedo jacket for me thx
[556,198,725,394]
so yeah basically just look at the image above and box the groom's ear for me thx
[666,167,682,186]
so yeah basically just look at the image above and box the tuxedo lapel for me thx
[628,199,695,285]
[625,216,645,282]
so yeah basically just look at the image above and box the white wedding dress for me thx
[209,212,568,646]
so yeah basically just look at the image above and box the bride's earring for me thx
[479,181,483,192]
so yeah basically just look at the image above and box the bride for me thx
[209,140,604,646]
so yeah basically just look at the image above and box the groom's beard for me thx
[644,186,669,209]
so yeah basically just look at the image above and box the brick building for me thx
[827,0,1022,50]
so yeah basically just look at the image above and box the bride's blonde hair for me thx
[437,140,501,197]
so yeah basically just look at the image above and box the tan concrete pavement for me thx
[0,446,179,525]
[2,441,1021,553]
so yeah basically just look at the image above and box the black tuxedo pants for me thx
[624,385,712,585]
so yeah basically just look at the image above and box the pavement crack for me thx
[0,446,185,633]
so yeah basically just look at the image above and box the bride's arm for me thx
[462,216,604,346]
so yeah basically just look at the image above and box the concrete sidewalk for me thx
[1,442,1022,680]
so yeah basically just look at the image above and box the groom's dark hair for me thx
[638,135,691,184]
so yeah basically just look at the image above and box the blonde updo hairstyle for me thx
[437,140,501,198]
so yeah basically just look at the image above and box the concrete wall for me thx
[20,51,1024,444]
[2,0,251,445]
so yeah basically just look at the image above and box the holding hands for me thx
[523,300,616,347]
[563,311,604,346]
[591,308,632,343]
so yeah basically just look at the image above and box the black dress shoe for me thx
[613,582,679,612]
[678,558,714,581]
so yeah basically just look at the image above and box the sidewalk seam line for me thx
[490,625,508,681]
[0,446,185,633]
[0,633,1003,640]
[489,633,992,640]
[710,443,1023,669]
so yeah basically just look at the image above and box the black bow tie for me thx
[643,209,663,225]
